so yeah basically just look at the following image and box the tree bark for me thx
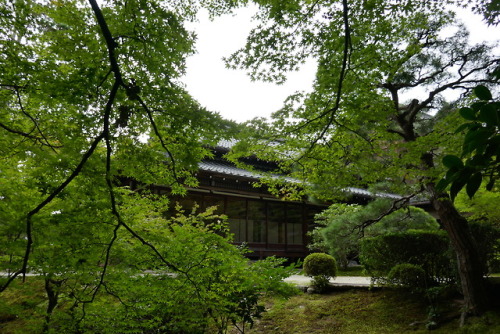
[430,191,489,315]
[43,277,63,333]
[409,123,489,317]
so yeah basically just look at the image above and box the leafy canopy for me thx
[438,85,500,200]
[0,0,242,288]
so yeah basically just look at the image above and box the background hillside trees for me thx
[228,0,499,315]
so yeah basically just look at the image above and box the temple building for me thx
[150,140,381,259]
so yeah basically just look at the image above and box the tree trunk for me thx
[43,277,63,333]
[431,192,489,315]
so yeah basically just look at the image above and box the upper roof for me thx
[198,159,404,201]
[214,139,238,151]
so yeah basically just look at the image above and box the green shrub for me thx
[359,230,456,285]
[469,221,500,274]
[387,263,427,289]
[303,253,337,278]
[303,253,337,292]
[310,200,439,269]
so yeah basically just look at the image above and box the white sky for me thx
[181,6,499,123]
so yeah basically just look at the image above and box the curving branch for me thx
[135,95,180,182]
[352,194,416,237]
[278,0,354,160]
[89,0,181,278]
[88,0,180,183]
[292,0,352,136]
[1,0,179,293]
[0,130,108,292]
[0,86,62,149]
[0,121,61,148]
[13,88,57,152]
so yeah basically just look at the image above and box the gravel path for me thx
[284,275,373,287]
[1,272,375,287]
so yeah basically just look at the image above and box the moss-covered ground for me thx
[246,285,500,334]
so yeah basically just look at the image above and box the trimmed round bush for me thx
[387,263,427,289]
[303,253,337,278]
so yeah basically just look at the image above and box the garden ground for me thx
[2,273,500,333]
[245,285,500,334]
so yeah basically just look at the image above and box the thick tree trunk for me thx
[431,193,489,315]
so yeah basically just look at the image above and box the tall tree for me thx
[228,0,499,315]
[0,0,237,290]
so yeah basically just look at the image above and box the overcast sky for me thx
[181,6,499,123]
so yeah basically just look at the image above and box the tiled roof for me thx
[199,160,260,179]
[198,160,404,200]
[214,139,238,150]
[198,160,297,183]
[345,187,402,200]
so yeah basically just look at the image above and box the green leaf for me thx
[459,107,477,121]
[445,167,459,180]
[450,177,467,201]
[474,85,492,101]
[454,122,473,134]
[442,155,463,169]
[465,154,488,168]
[484,138,499,158]
[450,168,473,201]
[435,177,451,192]
[478,103,498,125]
[463,128,494,148]
[466,172,482,199]
[471,101,487,112]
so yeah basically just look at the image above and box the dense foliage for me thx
[360,230,456,285]
[1,0,499,329]
[309,199,439,269]
[386,263,428,289]
[359,221,500,286]
[0,0,240,287]
[439,85,500,200]
[303,253,337,278]
[468,221,500,273]
[2,205,298,333]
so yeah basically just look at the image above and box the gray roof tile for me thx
[198,160,404,200]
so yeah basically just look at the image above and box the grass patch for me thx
[0,277,46,334]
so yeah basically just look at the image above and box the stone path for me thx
[1,272,375,287]
[284,274,373,287]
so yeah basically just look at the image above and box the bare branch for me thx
[136,95,180,182]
